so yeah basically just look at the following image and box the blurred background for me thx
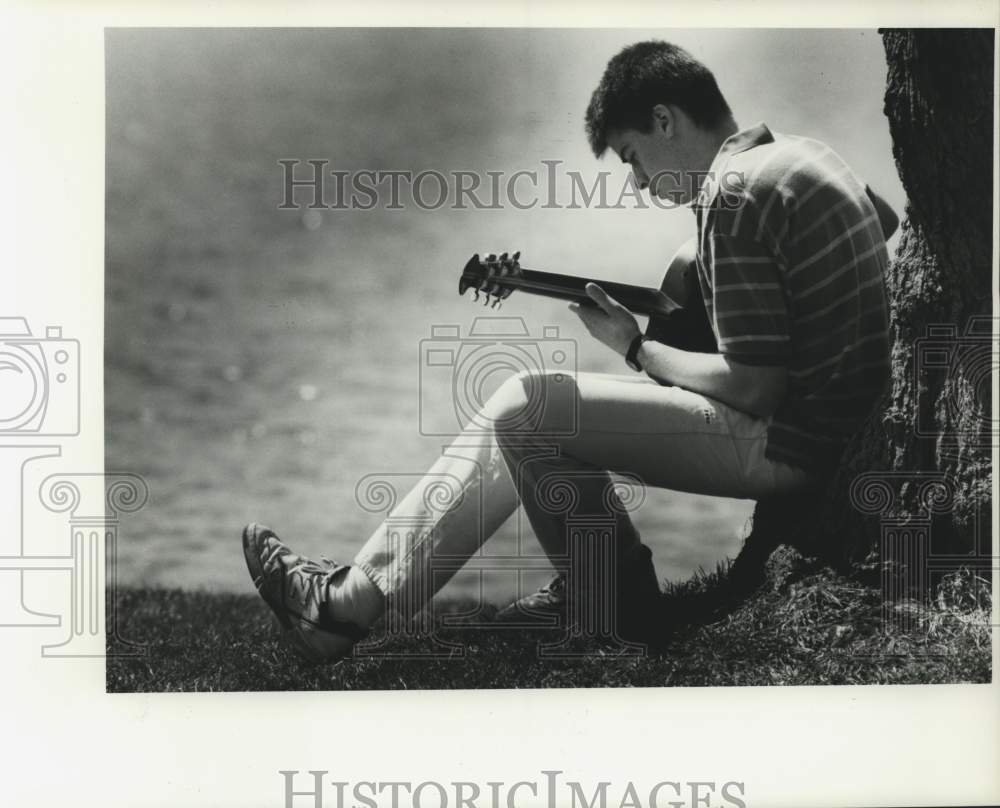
[106,28,905,601]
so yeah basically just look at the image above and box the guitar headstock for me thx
[458,251,521,308]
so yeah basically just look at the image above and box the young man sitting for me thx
[241,40,898,663]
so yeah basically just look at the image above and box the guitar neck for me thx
[470,267,681,319]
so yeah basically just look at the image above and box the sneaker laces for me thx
[281,552,344,610]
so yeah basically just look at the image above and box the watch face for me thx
[626,335,645,371]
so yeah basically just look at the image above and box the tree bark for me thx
[738,29,994,587]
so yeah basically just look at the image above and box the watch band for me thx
[625,334,648,372]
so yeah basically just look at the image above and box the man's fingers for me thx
[584,283,613,312]
[570,300,600,320]
[586,282,627,315]
[570,304,592,329]
[570,303,599,334]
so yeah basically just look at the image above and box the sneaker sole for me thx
[242,523,294,631]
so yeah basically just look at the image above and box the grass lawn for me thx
[106,558,992,692]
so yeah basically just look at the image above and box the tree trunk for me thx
[737,29,994,592]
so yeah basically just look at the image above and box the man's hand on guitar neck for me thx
[569,283,643,357]
[571,283,786,419]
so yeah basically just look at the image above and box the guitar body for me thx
[458,239,717,355]
[644,238,718,354]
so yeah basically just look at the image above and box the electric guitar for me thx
[457,240,718,353]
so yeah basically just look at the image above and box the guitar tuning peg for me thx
[491,297,501,309]
[472,290,479,302]
[512,251,521,261]
[499,251,509,264]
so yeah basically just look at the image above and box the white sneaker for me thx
[241,523,368,663]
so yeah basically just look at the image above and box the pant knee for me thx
[487,370,578,444]
[487,370,541,439]
[483,370,530,426]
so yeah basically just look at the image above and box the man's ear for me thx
[650,104,675,139]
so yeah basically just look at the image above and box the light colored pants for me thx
[354,371,815,612]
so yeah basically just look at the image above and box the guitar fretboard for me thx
[460,266,680,319]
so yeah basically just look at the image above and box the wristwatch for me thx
[625,334,649,372]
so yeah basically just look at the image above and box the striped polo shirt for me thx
[691,123,893,472]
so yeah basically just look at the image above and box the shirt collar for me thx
[693,122,775,207]
[714,122,775,163]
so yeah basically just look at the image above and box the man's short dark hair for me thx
[585,40,733,157]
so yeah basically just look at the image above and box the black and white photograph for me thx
[2,6,999,807]
[100,26,993,692]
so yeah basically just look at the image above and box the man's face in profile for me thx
[606,107,698,206]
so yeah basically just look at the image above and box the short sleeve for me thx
[707,233,791,365]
